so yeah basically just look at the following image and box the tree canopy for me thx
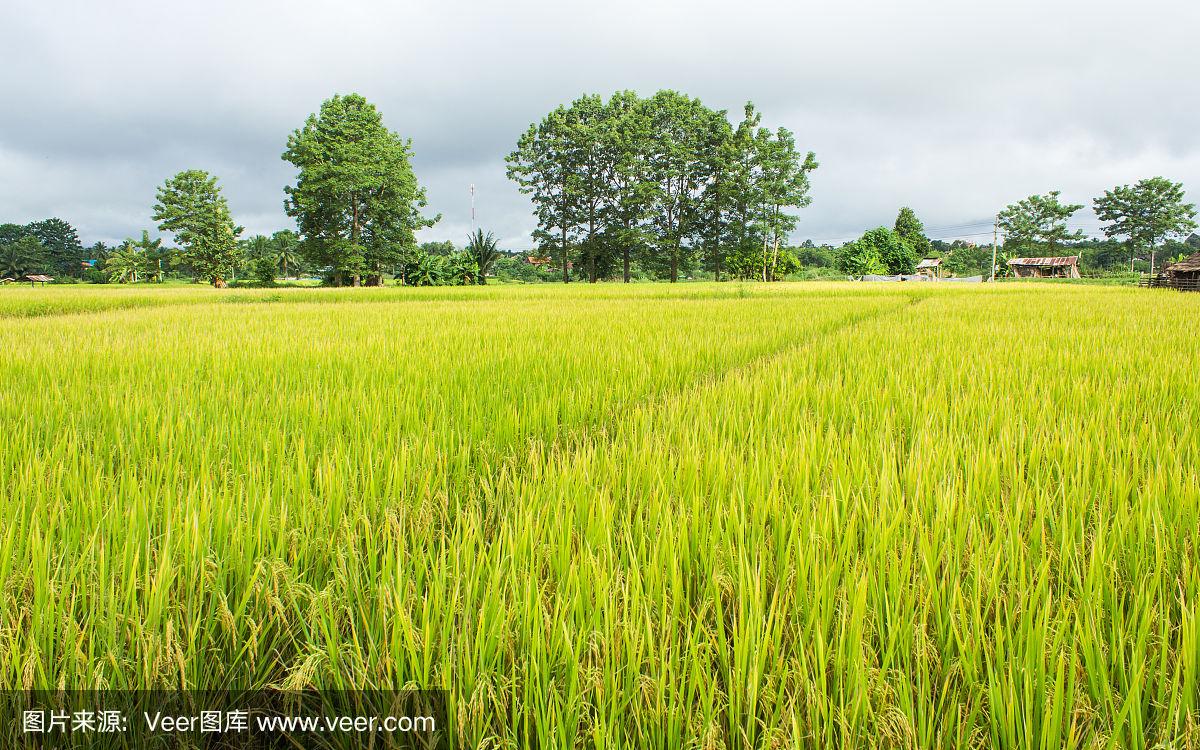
[836,227,916,276]
[508,91,817,282]
[283,93,437,286]
[894,207,931,260]
[996,191,1084,256]
[1094,177,1197,274]
[152,170,242,287]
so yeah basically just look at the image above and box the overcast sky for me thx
[2,0,1198,249]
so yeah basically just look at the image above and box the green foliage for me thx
[509,92,817,283]
[251,255,278,286]
[419,240,456,257]
[837,227,914,275]
[103,240,146,283]
[26,218,84,277]
[152,169,243,286]
[943,241,993,277]
[2,284,1197,748]
[997,191,1084,256]
[466,229,501,284]
[836,236,888,276]
[0,235,50,278]
[1094,176,1198,273]
[893,207,931,259]
[283,93,437,286]
[794,241,837,268]
[271,230,302,279]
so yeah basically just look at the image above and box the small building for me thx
[915,258,943,279]
[1163,252,1200,290]
[23,274,54,287]
[1007,256,1080,279]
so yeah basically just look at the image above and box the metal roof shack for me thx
[1007,256,1080,279]
[23,274,54,286]
[915,258,943,279]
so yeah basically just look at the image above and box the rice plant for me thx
[0,282,1196,748]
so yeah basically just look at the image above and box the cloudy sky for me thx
[2,0,1198,249]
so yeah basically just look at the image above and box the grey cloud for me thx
[2,0,1198,249]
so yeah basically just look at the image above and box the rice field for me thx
[0,282,1197,748]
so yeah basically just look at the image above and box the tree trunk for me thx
[670,245,679,283]
[588,216,597,283]
[623,221,631,283]
[561,226,569,283]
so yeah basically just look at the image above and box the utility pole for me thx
[469,184,476,231]
[990,224,998,282]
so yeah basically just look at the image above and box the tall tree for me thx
[756,126,818,281]
[641,90,722,282]
[283,93,436,286]
[996,191,1085,256]
[561,94,614,283]
[1094,177,1198,274]
[507,106,580,283]
[894,207,931,259]
[27,218,84,277]
[601,91,653,283]
[152,170,242,287]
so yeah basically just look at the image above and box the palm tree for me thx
[1,236,48,279]
[466,229,500,284]
[105,240,145,283]
[273,231,301,279]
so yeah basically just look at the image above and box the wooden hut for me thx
[23,274,54,287]
[915,258,943,279]
[1007,256,1080,279]
[1163,252,1200,290]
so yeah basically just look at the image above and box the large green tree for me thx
[601,91,653,283]
[641,90,725,282]
[152,170,242,287]
[283,93,436,286]
[837,227,914,276]
[996,191,1084,257]
[27,218,84,277]
[508,105,581,283]
[1093,177,1197,274]
[755,125,818,281]
[894,207,931,260]
[508,91,816,283]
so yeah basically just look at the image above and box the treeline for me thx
[4,90,1197,287]
[1,219,92,281]
[507,91,818,283]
